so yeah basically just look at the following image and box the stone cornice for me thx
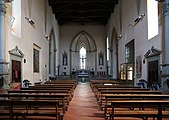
[9,46,24,58]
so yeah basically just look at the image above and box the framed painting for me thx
[33,48,39,73]
[98,51,104,65]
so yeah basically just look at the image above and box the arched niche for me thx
[49,28,56,79]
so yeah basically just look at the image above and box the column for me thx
[163,0,169,64]
[108,48,113,77]
[161,0,169,90]
[0,0,8,88]
[0,0,6,62]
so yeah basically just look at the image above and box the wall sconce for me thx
[11,16,15,27]
[25,17,34,25]
[108,47,113,52]
[45,35,50,40]
[134,14,145,25]
[118,34,122,39]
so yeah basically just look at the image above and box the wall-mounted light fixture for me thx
[118,34,122,39]
[11,16,15,27]
[45,35,50,40]
[25,17,34,25]
[108,47,113,52]
[134,14,145,25]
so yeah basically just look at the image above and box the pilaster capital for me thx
[163,3,169,16]
[0,0,6,16]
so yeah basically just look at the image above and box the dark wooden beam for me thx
[52,0,114,5]
[48,0,118,25]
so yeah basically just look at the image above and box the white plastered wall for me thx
[107,0,163,85]
[5,0,59,85]
[60,25,107,75]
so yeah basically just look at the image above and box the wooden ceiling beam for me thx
[52,0,114,4]
[48,0,118,25]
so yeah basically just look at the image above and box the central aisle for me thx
[64,82,104,120]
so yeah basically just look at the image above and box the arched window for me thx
[79,46,86,69]
[11,0,21,37]
[106,37,109,61]
[147,0,158,40]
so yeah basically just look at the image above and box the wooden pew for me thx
[98,90,162,108]
[8,89,70,94]
[95,87,149,98]
[28,85,74,95]
[21,87,75,97]
[90,80,123,91]
[104,94,169,119]
[92,84,139,94]
[90,80,122,84]
[45,79,78,86]
[0,93,68,114]
[35,84,76,90]
[29,85,73,89]
[8,89,72,108]
[8,89,72,98]
[0,99,61,120]
[0,99,12,120]
[110,99,169,120]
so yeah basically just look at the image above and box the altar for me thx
[77,70,90,82]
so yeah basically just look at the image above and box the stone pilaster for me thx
[163,0,169,64]
[161,0,169,91]
[0,0,6,61]
[0,0,9,89]
[0,0,6,62]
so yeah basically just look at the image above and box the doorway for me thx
[12,60,21,82]
[148,60,159,85]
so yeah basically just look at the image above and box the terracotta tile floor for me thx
[0,83,169,120]
[64,82,104,120]
[64,82,169,120]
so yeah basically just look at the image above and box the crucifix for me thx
[80,55,86,69]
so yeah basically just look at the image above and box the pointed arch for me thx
[49,27,56,78]
[70,30,97,52]
[75,33,90,52]
[110,27,119,79]
[70,31,97,75]
[126,24,134,42]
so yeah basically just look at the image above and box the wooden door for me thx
[12,60,21,82]
[148,60,158,85]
